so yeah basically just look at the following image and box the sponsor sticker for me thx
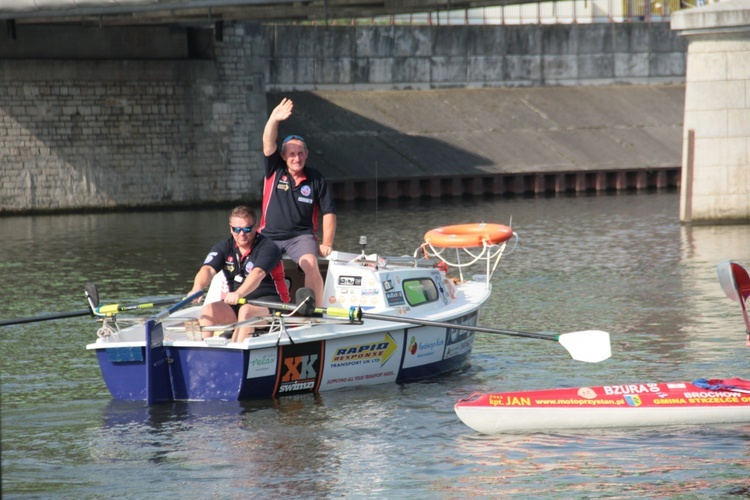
[276,342,322,396]
[338,276,362,286]
[247,348,277,379]
[386,291,405,306]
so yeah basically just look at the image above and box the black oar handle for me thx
[1,290,198,328]
[342,308,557,341]
[0,308,93,327]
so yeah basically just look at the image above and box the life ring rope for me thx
[416,223,519,286]
[421,239,509,269]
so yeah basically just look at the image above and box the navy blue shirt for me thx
[202,233,288,301]
[259,149,335,240]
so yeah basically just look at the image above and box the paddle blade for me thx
[558,330,611,363]
[84,282,100,309]
[717,260,750,304]
[295,287,316,316]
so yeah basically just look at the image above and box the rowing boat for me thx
[1,222,612,403]
[83,224,541,403]
[454,379,750,434]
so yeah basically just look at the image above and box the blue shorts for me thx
[273,234,318,263]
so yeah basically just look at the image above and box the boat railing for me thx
[380,256,439,268]
[417,231,519,286]
[327,250,439,269]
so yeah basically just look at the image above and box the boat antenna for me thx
[375,159,379,224]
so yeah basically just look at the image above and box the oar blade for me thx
[558,330,611,363]
[717,260,742,303]
[295,287,316,316]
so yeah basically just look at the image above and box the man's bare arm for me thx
[263,98,294,156]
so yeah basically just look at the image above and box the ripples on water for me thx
[2,192,749,497]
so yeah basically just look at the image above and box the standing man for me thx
[189,205,289,343]
[260,97,336,307]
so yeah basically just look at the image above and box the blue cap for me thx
[282,134,305,145]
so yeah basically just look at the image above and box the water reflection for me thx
[92,398,343,496]
[453,425,750,496]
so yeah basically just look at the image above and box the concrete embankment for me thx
[271,85,684,201]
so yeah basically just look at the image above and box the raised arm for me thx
[263,98,294,156]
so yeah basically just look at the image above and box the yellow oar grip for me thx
[97,304,122,314]
[324,307,349,318]
[97,302,155,314]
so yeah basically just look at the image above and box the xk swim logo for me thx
[277,343,323,395]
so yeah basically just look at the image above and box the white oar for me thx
[337,310,612,363]
[244,297,612,363]
[556,330,613,363]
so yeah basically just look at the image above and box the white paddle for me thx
[244,295,613,363]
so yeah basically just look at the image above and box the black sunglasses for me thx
[230,225,254,234]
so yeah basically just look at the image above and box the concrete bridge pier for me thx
[671,0,750,224]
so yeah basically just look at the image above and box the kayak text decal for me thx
[603,383,660,395]
[488,395,531,406]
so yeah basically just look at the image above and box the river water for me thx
[1,192,749,498]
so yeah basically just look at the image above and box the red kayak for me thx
[455,262,750,434]
[454,378,750,433]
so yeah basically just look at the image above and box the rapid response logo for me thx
[331,333,397,367]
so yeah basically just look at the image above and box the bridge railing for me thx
[319,0,699,25]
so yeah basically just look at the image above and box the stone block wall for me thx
[0,22,686,213]
[266,23,686,91]
[672,0,750,223]
[0,24,270,213]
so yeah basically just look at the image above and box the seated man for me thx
[189,205,289,342]
[259,97,336,306]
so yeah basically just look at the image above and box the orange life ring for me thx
[424,223,513,249]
